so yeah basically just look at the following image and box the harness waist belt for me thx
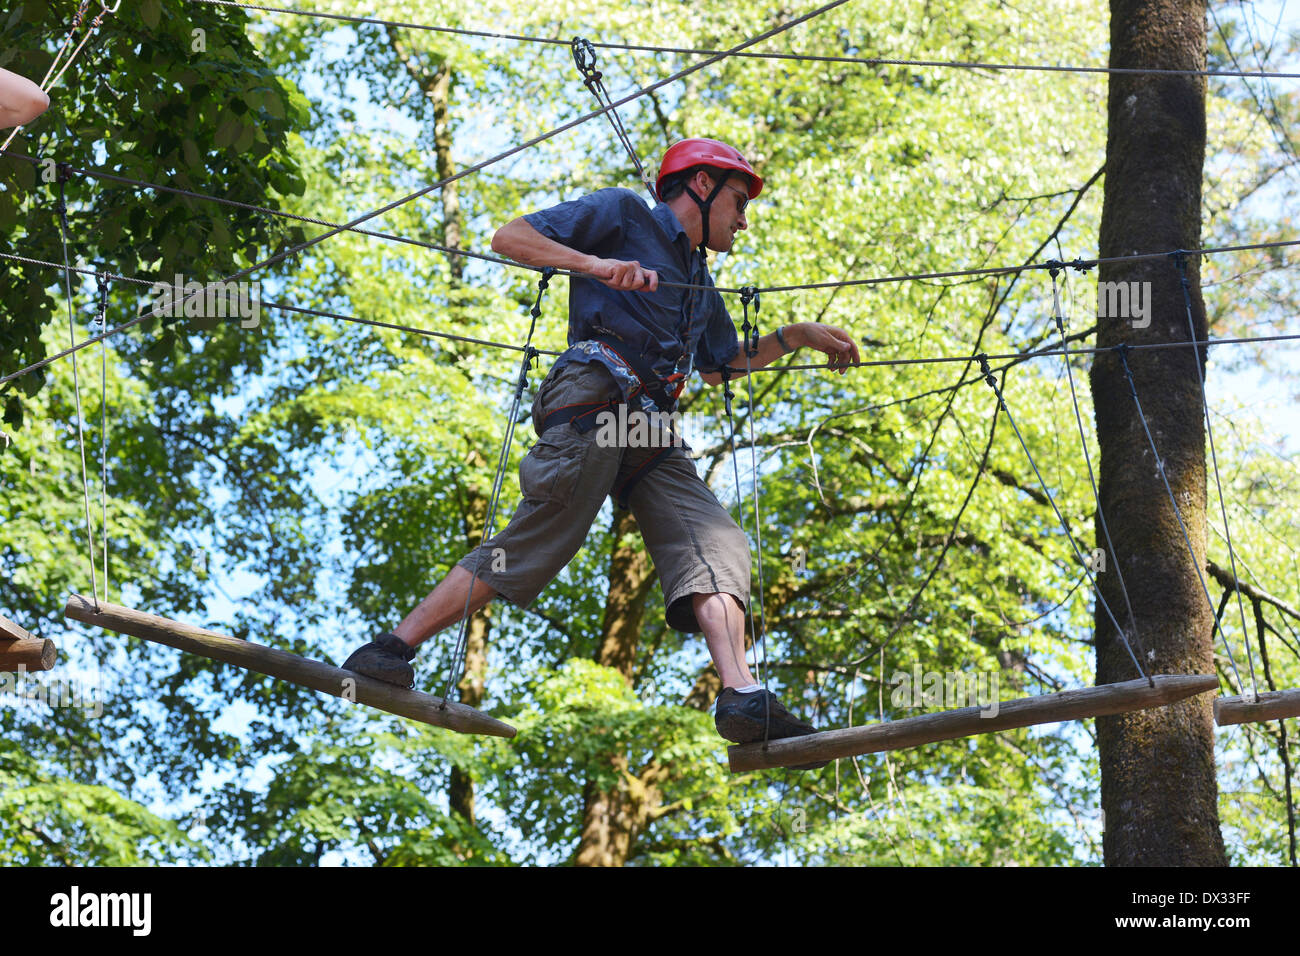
[587,332,682,413]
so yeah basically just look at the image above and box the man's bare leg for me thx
[695,591,822,760]
[693,591,757,688]
[394,565,498,649]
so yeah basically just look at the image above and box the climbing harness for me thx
[535,331,685,508]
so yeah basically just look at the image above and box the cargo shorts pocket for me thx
[519,427,591,504]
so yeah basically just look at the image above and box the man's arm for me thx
[0,68,50,130]
[699,322,861,385]
[491,217,660,292]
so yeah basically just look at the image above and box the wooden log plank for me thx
[0,638,57,672]
[65,594,515,738]
[0,612,36,643]
[1214,689,1300,726]
[728,674,1218,772]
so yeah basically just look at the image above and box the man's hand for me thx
[700,320,863,385]
[590,257,658,292]
[791,322,861,374]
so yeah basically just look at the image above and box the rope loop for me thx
[739,286,760,354]
[571,36,602,93]
[93,271,110,330]
[569,35,654,198]
[1170,248,1190,281]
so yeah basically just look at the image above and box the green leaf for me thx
[140,0,162,30]
[214,117,241,149]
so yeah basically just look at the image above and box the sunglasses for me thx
[721,182,750,213]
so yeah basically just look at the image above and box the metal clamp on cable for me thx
[739,286,761,356]
[571,37,602,94]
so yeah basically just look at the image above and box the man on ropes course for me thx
[341,137,859,747]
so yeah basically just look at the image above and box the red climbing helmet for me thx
[656,138,763,199]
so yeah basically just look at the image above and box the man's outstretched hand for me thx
[791,322,861,374]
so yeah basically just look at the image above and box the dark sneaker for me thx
[715,688,829,770]
[340,633,417,688]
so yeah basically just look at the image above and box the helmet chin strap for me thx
[684,173,732,252]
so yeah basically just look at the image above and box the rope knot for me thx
[529,268,555,317]
[976,352,996,389]
[720,365,735,415]
[1170,249,1190,278]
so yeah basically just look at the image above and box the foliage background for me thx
[1,0,1297,865]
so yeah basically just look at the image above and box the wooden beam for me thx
[1214,689,1300,726]
[728,674,1218,772]
[0,638,57,672]
[65,594,516,738]
[0,612,36,643]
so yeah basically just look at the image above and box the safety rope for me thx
[1115,344,1251,695]
[184,0,1300,81]
[975,353,1150,683]
[1172,251,1260,701]
[725,287,774,742]
[440,268,553,704]
[7,249,1300,389]
[54,164,101,610]
[94,271,110,601]
[1048,266,1146,665]
[571,37,655,199]
[0,0,862,388]
[5,150,1300,300]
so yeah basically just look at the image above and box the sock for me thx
[733,683,763,693]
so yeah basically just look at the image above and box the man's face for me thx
[699,172,750,252]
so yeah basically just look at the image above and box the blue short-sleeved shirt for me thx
[524,188,739,412]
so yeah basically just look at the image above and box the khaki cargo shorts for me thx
[456,359,751,632]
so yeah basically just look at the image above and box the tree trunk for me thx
[573,507,659,866]
[1092,0,1226,865]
